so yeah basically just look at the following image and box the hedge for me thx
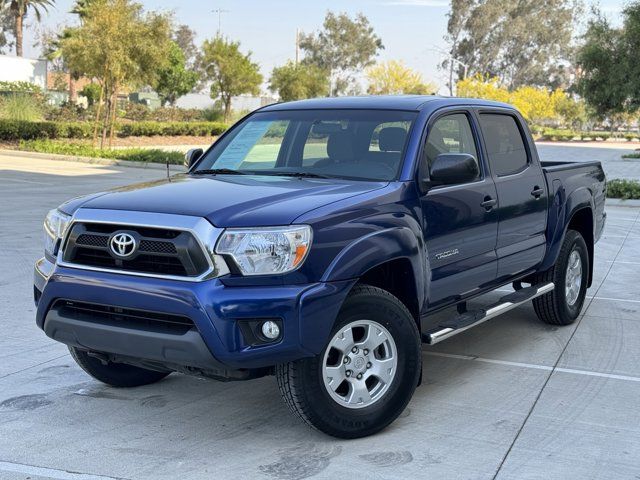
[538,128,640,142]
[18,139,185,164]
[117,121,228,137]
[606,179,640,199]
[0,119,228,141]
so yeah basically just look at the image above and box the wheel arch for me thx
[540,194,595,287]
[320,226,427,331]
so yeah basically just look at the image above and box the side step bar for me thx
[423,282,554,345]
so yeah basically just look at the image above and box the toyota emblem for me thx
[109,232,137,258]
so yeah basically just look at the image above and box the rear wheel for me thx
[276,284,421,438]
[69,347,171,387]
[532,229,589,325]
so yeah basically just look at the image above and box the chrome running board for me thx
[423,282,555,345]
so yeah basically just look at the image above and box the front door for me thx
[476,111,548,281]
[420,111,499,308]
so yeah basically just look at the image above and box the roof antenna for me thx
[166,158,171,182]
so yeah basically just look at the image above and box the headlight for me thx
[44,209,71,257]
[216,225,312,276]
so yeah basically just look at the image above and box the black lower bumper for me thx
[43,306,252,380]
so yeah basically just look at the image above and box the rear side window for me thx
[479,114,528,176]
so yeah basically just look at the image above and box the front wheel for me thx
[276,285,421,438]
[532,229,589,325]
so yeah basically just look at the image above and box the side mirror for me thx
[184,148,203,169]
[429,153,479,186]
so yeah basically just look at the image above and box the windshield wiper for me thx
[258,171,331,179]
[191,168,247,175]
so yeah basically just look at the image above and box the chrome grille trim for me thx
[56,209,229,282]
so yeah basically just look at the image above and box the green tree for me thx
[300,11,383,96]
[575,12,630,122]
[173,24,198,68]
[152,41,199,106]
[366,60,436,95]
[445,0,579,89]
[0,0,54,56]
[57,0,172,147]
[200,37,262,121]
[80,82,101,106]
[269,61,328,101]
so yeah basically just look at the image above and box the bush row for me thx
[18,139,185,164]
[0,119,228,141]
[538,129,640,142]
[118,121,228,137]
[606,179,640,200]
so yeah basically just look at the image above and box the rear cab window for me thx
[479,114,529,176]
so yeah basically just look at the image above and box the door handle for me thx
[531,186,544,198]
[481,196,497,210]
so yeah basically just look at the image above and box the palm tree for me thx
[0,0,55,57]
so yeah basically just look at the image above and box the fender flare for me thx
[320,226,427,311]
[540,184,595,280]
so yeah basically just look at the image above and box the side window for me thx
[424,113,480,180]
[479,114,529,176]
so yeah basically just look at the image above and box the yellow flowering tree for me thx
[366,60,436,95]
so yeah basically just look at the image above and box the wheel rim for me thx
[565,249,583,306]
[322,320,398,409]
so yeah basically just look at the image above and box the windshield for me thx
[194,109,417,181]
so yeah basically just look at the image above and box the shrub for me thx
[622,152,640,159]
[18,139,185,164]
[117,121,227,137]
[0,119,228,140]
[201,106,225,122]
[122,102,151,121]
[0,81,43,94]
[0,120,57,140]
[606,179,640,199]
[80,83,102,106]
[0,94,45,121]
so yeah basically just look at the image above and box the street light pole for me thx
[212,8,230,37]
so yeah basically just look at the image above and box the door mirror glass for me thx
[430,153,480,185]
[184,148,203,169]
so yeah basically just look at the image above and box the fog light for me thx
[261,320,280,340]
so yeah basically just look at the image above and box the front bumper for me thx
[35,258,355,370]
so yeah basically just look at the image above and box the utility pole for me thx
[295,28,300,65]
[212,8,230,37]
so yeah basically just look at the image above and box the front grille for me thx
[54,300,195,334]
[62,223,210,278]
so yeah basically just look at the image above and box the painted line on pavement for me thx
[423,351,640,383]
[0,461,125,480]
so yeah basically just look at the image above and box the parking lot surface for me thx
[1,148,639,480]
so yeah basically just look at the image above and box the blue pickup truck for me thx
[35,96,606,438]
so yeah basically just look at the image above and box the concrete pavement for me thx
[1,149,640,480]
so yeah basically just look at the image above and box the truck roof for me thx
[260,95,514,112]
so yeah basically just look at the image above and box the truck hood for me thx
[74,174,388,227]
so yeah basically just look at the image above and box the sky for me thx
[20,0,628,94]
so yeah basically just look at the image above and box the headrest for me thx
[379,127,407,152]
[327,131,354,161]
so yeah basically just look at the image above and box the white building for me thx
[0,54,47,89]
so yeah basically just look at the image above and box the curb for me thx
[606,198,640,208]
[0,149,184,171]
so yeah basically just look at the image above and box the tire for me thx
[69,346,171,388]
[532,229,589,325]
[276,284,422,439]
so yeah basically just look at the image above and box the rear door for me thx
[476,110,547,281]
[419,109,499,307]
